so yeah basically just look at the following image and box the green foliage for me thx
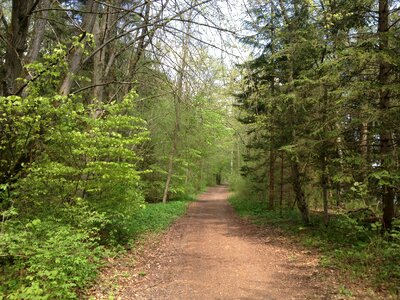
[0,39,152,298]
[127,197,193,240]
[137,63,235,201]
[0,216,106,299]
[229,195,400,294]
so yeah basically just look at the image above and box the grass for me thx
[128,196,194,239]
[228,194,400,296]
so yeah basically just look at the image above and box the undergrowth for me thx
[0,196,193,299]
[228,195,400,296]
[127,196,194,242]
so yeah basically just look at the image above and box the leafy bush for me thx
[0,217,106,299]
[0,43,148,299]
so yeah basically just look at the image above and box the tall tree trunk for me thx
[162,122,179,203]
[268,2,276,211]
[92,15,106,103]
[268,151,276,210]
[279,152,284,216]
[378,0,395,230]
[237,136,241,174]
[321,159,329,226]
[279,0,309,224]
[59,0,99,96]
[321,85,329,226]
[162,14,191,203]
[26,0,49,64]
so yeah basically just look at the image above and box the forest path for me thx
[90,186,335,299]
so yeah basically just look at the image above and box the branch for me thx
[388,17,400,30]
[33,1,146,15]
[169,18,236,34]
[28,0,41,16]
[163,24,239,57]
[81,0,212,65]
[71,81,133,94]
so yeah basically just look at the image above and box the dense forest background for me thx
[0,0,399,298]
[233,0,400,295]
[237,0,400,229]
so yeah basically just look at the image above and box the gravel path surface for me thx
[89,186,336,299]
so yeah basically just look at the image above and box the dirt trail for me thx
[91,186,335,299]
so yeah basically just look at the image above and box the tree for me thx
[237,0,400,229]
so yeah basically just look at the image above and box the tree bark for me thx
[279,152,284,216]
[59,0,99,96]
[92,15,106,103]
[268,150,276,210]
[162,12,191,203]
[321,160,329,226]
[321,86,329,226]
[378,0,395,230]
[1,0,38,96]
[291,160,310,225]
[360,122,368,159]
[26,0,50,64]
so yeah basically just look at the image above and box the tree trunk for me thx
[162,12,192,203]
[279,152,284,216]
[162,128,178,203]
[1,0,38,96]
[321,160,329,226]
[268,150,276,210]
[197,159,204,192]
[59,0,99,96]
[92,15,106,103]
[291,161,310,225]
[123,0,153,95]
[378,0,395,230]
[360,122,368,159]
[321,86,329,226]
[26,0,49,64]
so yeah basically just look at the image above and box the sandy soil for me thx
[88,186,338,299]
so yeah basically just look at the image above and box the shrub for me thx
[0,217,105,299]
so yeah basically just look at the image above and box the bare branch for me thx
[71,81,134,95]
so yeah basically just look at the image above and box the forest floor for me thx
[88,186,370,299]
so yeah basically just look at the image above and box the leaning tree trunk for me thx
[378,0,395,230]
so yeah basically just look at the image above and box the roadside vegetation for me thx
[0,196,193,299]
[229,193,400,296]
